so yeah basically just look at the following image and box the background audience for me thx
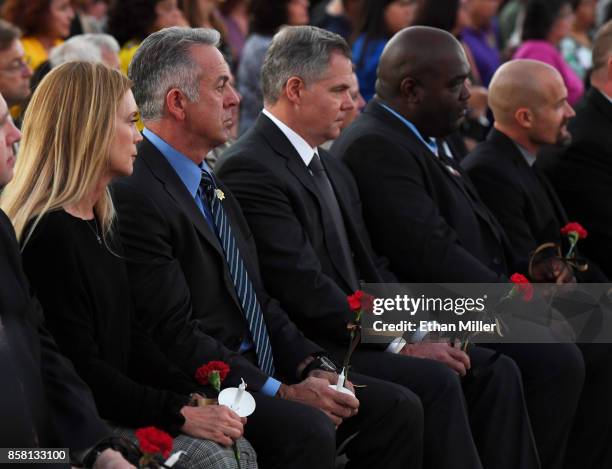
[237,0,309,134]
[561,0,597,79]
[352,0,416,101]
[0,19,32,117]
[513,0,584,104]
[219,0,249,66]
[1,0,75,72]
[107,0,187,74]
[461,0,503,87]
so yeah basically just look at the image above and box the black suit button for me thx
[493,257,501,265]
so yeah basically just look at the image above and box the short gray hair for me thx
[82,33,120,54]
[50,34,120,67]
[129,27,220,121]
[261,25,351,104]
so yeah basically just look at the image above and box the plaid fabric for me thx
[111,425,258,469]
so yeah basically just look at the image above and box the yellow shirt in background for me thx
[21,36,63,72]
[119,41,141,76]
[119,41,144,130]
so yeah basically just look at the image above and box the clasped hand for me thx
[278,370,359,426]
[181,401,246,447]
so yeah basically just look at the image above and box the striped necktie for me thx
[200,170,275,376]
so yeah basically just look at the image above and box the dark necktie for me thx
[200,170,275,376]
[308,153,359,290]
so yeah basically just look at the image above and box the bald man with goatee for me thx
[463,59,612,469]
[462,60,576,281]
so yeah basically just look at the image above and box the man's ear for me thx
[165,88,188,121]
[400,76,420,104]
[285,76,305,105]
[514,107,534,129]
[606,56,612,82]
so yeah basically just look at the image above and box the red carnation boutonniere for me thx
[560,222,587,259]
[508,273,534,302]
[135,426,173,468]
[195,360,230,393]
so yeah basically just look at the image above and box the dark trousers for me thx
[564,343,612,469]
[340,346,539,469]
[246,372,423,469]
[485,343,584,469]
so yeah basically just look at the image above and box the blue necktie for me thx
[200,170,275,376]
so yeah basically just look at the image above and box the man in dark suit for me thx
[218,25,538,469]
[462,60,577,281]
[332,26,585,469]
[463,59,612,469]
[112,27,422,469]
[0,93,131,468]
[539,21,612,280]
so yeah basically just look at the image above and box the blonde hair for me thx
[0,61,132,244]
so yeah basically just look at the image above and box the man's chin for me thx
[557,131,572,147]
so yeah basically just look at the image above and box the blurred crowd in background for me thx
[1,0,611,154]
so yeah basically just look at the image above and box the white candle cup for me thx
[218,378,256,417]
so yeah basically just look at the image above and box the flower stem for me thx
[233,442,240,469]
[566,240,577,259]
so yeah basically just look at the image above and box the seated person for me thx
[0,90,131,468]
[539,20,612,281]
[0,62,257,469]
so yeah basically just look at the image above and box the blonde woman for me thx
[1,62,257,469]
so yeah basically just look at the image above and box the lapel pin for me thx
[215,189,225,201]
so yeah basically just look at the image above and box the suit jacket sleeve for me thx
[112,181,280,390]
[340,135,503,283]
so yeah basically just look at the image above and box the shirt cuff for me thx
[385,337,406,354]
[410,327,430,343]
[260,377,282,397]
[385,321,439,353]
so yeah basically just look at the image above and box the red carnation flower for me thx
[347,290,364,311]
[135,427,173,459]
[195,361,230,392]
[347,290,375,313]
[560,222,588,240]
[510,273,533,301]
